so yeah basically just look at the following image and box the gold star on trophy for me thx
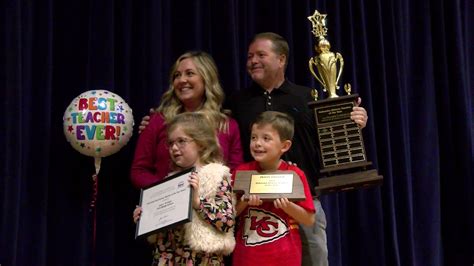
[307,10,328,38]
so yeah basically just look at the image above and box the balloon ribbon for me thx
[89,174,98,266]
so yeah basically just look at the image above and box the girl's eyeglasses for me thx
[167,138,194,149]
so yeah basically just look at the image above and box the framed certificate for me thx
[135,167,194,239]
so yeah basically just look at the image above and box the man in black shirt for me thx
[227,32,367,266]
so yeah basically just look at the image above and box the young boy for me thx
[232,111,315,266]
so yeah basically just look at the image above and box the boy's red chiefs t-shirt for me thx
[232,161,315,266]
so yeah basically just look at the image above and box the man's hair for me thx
[252,32,289,68]
[252,111,294,141]
[167,112,223,165]
[157,51,230,132]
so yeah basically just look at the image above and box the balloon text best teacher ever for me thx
[63,90,134,159]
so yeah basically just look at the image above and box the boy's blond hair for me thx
[252,111,294,141]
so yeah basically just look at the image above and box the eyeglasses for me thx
[167,138,194,149]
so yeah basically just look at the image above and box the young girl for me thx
[133,112,235,266]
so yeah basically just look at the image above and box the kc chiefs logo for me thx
[242,208,289,246]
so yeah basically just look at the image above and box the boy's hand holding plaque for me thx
[233,170,305,201]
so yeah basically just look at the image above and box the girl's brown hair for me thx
[167,112,223,165]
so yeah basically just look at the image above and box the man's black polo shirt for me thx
[227,80,321,192]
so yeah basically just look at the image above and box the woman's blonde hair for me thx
[157,51,230,132]
[167,112,222,165]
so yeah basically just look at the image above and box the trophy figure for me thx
[309,39,344,98]
[307,10,382,195]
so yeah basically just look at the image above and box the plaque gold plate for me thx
[234,170,306,201]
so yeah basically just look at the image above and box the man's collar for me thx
[278,80,292,94]
[251,79,291,95]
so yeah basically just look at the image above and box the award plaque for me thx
[135,167,194,239]
[233,170,306,201]
[307,10,383,195]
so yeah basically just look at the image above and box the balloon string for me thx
[94,157,101,175]
[90,174,98,266]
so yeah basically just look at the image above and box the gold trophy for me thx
[307,10,382,195]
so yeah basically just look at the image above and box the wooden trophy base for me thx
[315,168,383,195]
[308,94,383,195]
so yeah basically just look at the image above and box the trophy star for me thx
[308,10,328,38]
[307,10,327,29]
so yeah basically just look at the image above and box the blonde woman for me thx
[131,51,243,188]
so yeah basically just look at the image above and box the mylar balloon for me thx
[63,90,134,160]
